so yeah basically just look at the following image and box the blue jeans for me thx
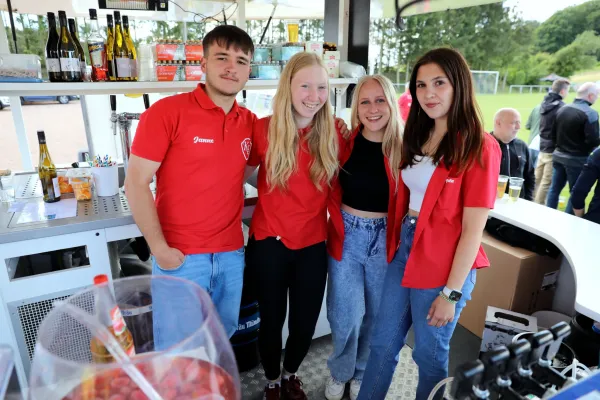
[358,216,476,400]
[152,248,245,350]
[327,210,388,383]
[546,157,587,214]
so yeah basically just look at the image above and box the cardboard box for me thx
[458,231,561,338]
[184,43,203,61]
[305,41,324,55]
[325,59,339,78]
[481,307,537,353]
[323,51,341,61]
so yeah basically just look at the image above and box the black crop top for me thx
[339,132,389,212]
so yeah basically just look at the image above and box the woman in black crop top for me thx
[324,75,403,400]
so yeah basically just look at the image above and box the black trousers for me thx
[245,236,328,380]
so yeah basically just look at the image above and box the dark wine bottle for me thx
[57,11,81,82]
[122,16,138,81]
[45,12,61,82]
[106,15,116,81]
[37,131,61,203]
[68,18,87,81]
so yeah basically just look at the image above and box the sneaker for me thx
[349,379,361,400]
[264,383,281,400]
[281,374,307,400]
[324,376,345,400]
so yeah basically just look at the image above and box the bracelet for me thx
[438,291,457,305]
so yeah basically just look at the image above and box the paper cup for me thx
[92,166,119,197]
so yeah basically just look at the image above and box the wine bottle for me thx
[106,14,116,81]
[46,12,61,82]
[87,9,108,82]
[37,131,61,203]
[68,18,87,81]
[122,16,138,81]
[57,11,81,82]
[113,12,130,81]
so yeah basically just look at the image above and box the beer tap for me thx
[109,94,151,177]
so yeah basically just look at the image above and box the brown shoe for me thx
[281,375,307,400]
[264,383,281,400]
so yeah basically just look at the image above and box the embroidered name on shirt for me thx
[194,137,214,144]
[446,179,455,183]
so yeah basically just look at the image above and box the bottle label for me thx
[130,59,137,79]
[115,57,131,78]
[60,58,80,72]
[88,42,106,67]
[110,305,127,335]
[46,58,60,73]
[52,177,60,197]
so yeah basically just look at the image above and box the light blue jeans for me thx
[358,216,476,400]
[151,248,245,350]
[327,210,388,383]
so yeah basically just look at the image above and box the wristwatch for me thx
[442,286,462,302]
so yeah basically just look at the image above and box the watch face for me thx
[449,291,462,302]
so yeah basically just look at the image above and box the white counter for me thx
[489,198,600,321]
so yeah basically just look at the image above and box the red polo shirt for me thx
[327,127,401,263]
[393,133,501,288]
[131,84,256,255]
[248,116,341,249]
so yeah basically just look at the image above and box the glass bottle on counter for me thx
[106,14,116,81]
[68,18,87,81]
[90,274,136,363]
[45,12,61,82]
[113,11,131,81]
[122,16,138,81]
[87,9,108,82]
[37,131,61,203]
[57,11,81,82]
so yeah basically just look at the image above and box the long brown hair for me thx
[401,47,484,173]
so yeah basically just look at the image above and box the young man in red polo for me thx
[125,25,256,346]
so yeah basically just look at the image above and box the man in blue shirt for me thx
[571,148,600,224]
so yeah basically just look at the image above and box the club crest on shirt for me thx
[241,138,252,160]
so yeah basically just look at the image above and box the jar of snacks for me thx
[66,168,93,201]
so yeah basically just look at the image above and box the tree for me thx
[535,0,600,54]
[550,44,596,77]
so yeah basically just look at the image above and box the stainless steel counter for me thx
[0,173,259,245]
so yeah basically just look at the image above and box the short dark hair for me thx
[202,25,254,57]
[402,47,484,173]
[552,79,570,94]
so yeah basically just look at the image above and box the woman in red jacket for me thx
[245,52,342,400]
[324,74,403,400]
[357,48,501,400]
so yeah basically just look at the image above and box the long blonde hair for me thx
[266,52,338,191]
[350,74,403,185]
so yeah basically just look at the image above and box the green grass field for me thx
[475,92,598,210]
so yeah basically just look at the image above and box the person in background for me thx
[398,87,412,123]
[245,52,343,400]
[491,108,536,200]
[125,25,256,346]
[547,82,600,213]
[325,75,403,400]
[534,79,570,205]
[525,103,541,167]
[357,48,501,400]
[571,148,600,224]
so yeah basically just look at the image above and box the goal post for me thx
[471,70,499,95]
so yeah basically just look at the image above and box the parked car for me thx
[0,96,9,110]
[0,77,79,105]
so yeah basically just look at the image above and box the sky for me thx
[506,0,592,22]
